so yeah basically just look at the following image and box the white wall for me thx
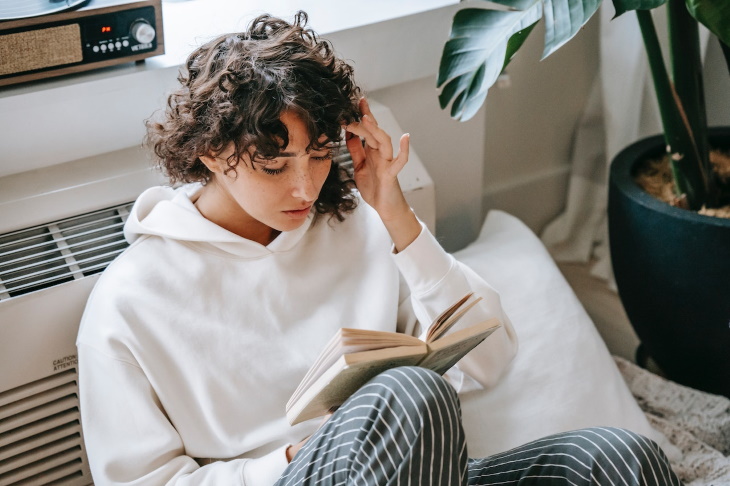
[704,37,730,128]
[481,17,600,236]
[374,16,600,252]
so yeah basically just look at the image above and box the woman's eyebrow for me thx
[276,146,333,157]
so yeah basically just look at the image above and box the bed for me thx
[452,210,730,485]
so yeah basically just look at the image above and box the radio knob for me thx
[130,20,156,44]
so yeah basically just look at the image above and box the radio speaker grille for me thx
[0,24,82,76]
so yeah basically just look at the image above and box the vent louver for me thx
[0,148,353,303]
[0,369,91,486]
[0,203,133,301]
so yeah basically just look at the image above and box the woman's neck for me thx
[193,182,280,246]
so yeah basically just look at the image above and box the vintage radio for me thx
[0,0,164,87]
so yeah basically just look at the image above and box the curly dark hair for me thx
[145,11,361,220]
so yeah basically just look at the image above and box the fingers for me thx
[345,118,385,154]
[392,133,410,173]
[343,97,409,173]
[362,115,393,158]
[346,98,388,152]
[345,131,366,169]
[359,97,378,125]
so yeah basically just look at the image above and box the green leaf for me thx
[686,0,730,46]
[451,90,468,119]
[439,73,472,110]
[611,0,666,18]
[459,65,490,120]
[437,2,542,121]
[438,20,536,113]
[458,90,489,121]
[542,0,602,59]
[503,21,538,70]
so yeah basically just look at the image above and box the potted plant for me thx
[437,0,730,397]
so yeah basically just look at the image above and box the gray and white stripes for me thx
[466,427,680,486]
[275,367,682,486]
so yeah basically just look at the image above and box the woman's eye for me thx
[312,150,334,161]
[261,166,285,175]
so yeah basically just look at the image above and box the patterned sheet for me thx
[615,357,730,485]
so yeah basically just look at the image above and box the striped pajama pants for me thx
[275,367,682,485]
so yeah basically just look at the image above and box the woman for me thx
[77,11,682,485]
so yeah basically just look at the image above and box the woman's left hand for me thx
[345,98,421,251]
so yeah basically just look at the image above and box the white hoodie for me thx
[77,184,517,486]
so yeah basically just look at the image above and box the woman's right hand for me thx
[286,437,308,463]
[285,412,333,463]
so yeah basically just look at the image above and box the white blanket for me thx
[453,210,728,485]
[454,211,674,455]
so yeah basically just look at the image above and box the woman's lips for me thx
[283,206,312,218]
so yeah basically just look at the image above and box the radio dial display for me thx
[81,6,157,61]
[86,19,119,41]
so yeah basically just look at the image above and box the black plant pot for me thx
[608,127,730,398]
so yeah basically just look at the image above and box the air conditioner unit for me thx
[0,100,434,485]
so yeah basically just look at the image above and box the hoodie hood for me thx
[124,184,314,258]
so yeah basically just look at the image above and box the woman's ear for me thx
[199,154,221,173]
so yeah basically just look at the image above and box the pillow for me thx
[453,210,679,460]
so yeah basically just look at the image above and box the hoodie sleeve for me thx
[392,222,518,392]
[77,343,288,486]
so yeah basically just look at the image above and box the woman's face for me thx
[197,111,333,244]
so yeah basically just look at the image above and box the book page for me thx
[339,328,423,348]
[287,345,427,425]
[419,318,501,375]
[291,328,423,406]
[425,292,474,342]
[426,295,483,343]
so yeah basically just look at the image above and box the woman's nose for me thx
[290,164,318,201]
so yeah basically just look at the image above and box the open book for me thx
[286,293,501,425]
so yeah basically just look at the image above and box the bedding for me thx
[451,210,678,458]
[452,209,730,484]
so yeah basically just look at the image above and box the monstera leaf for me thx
[437,0,542,121]
[438,0,602,121]
[542,0,602,57]
[686,0,730,46]
[438,0,730,208]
